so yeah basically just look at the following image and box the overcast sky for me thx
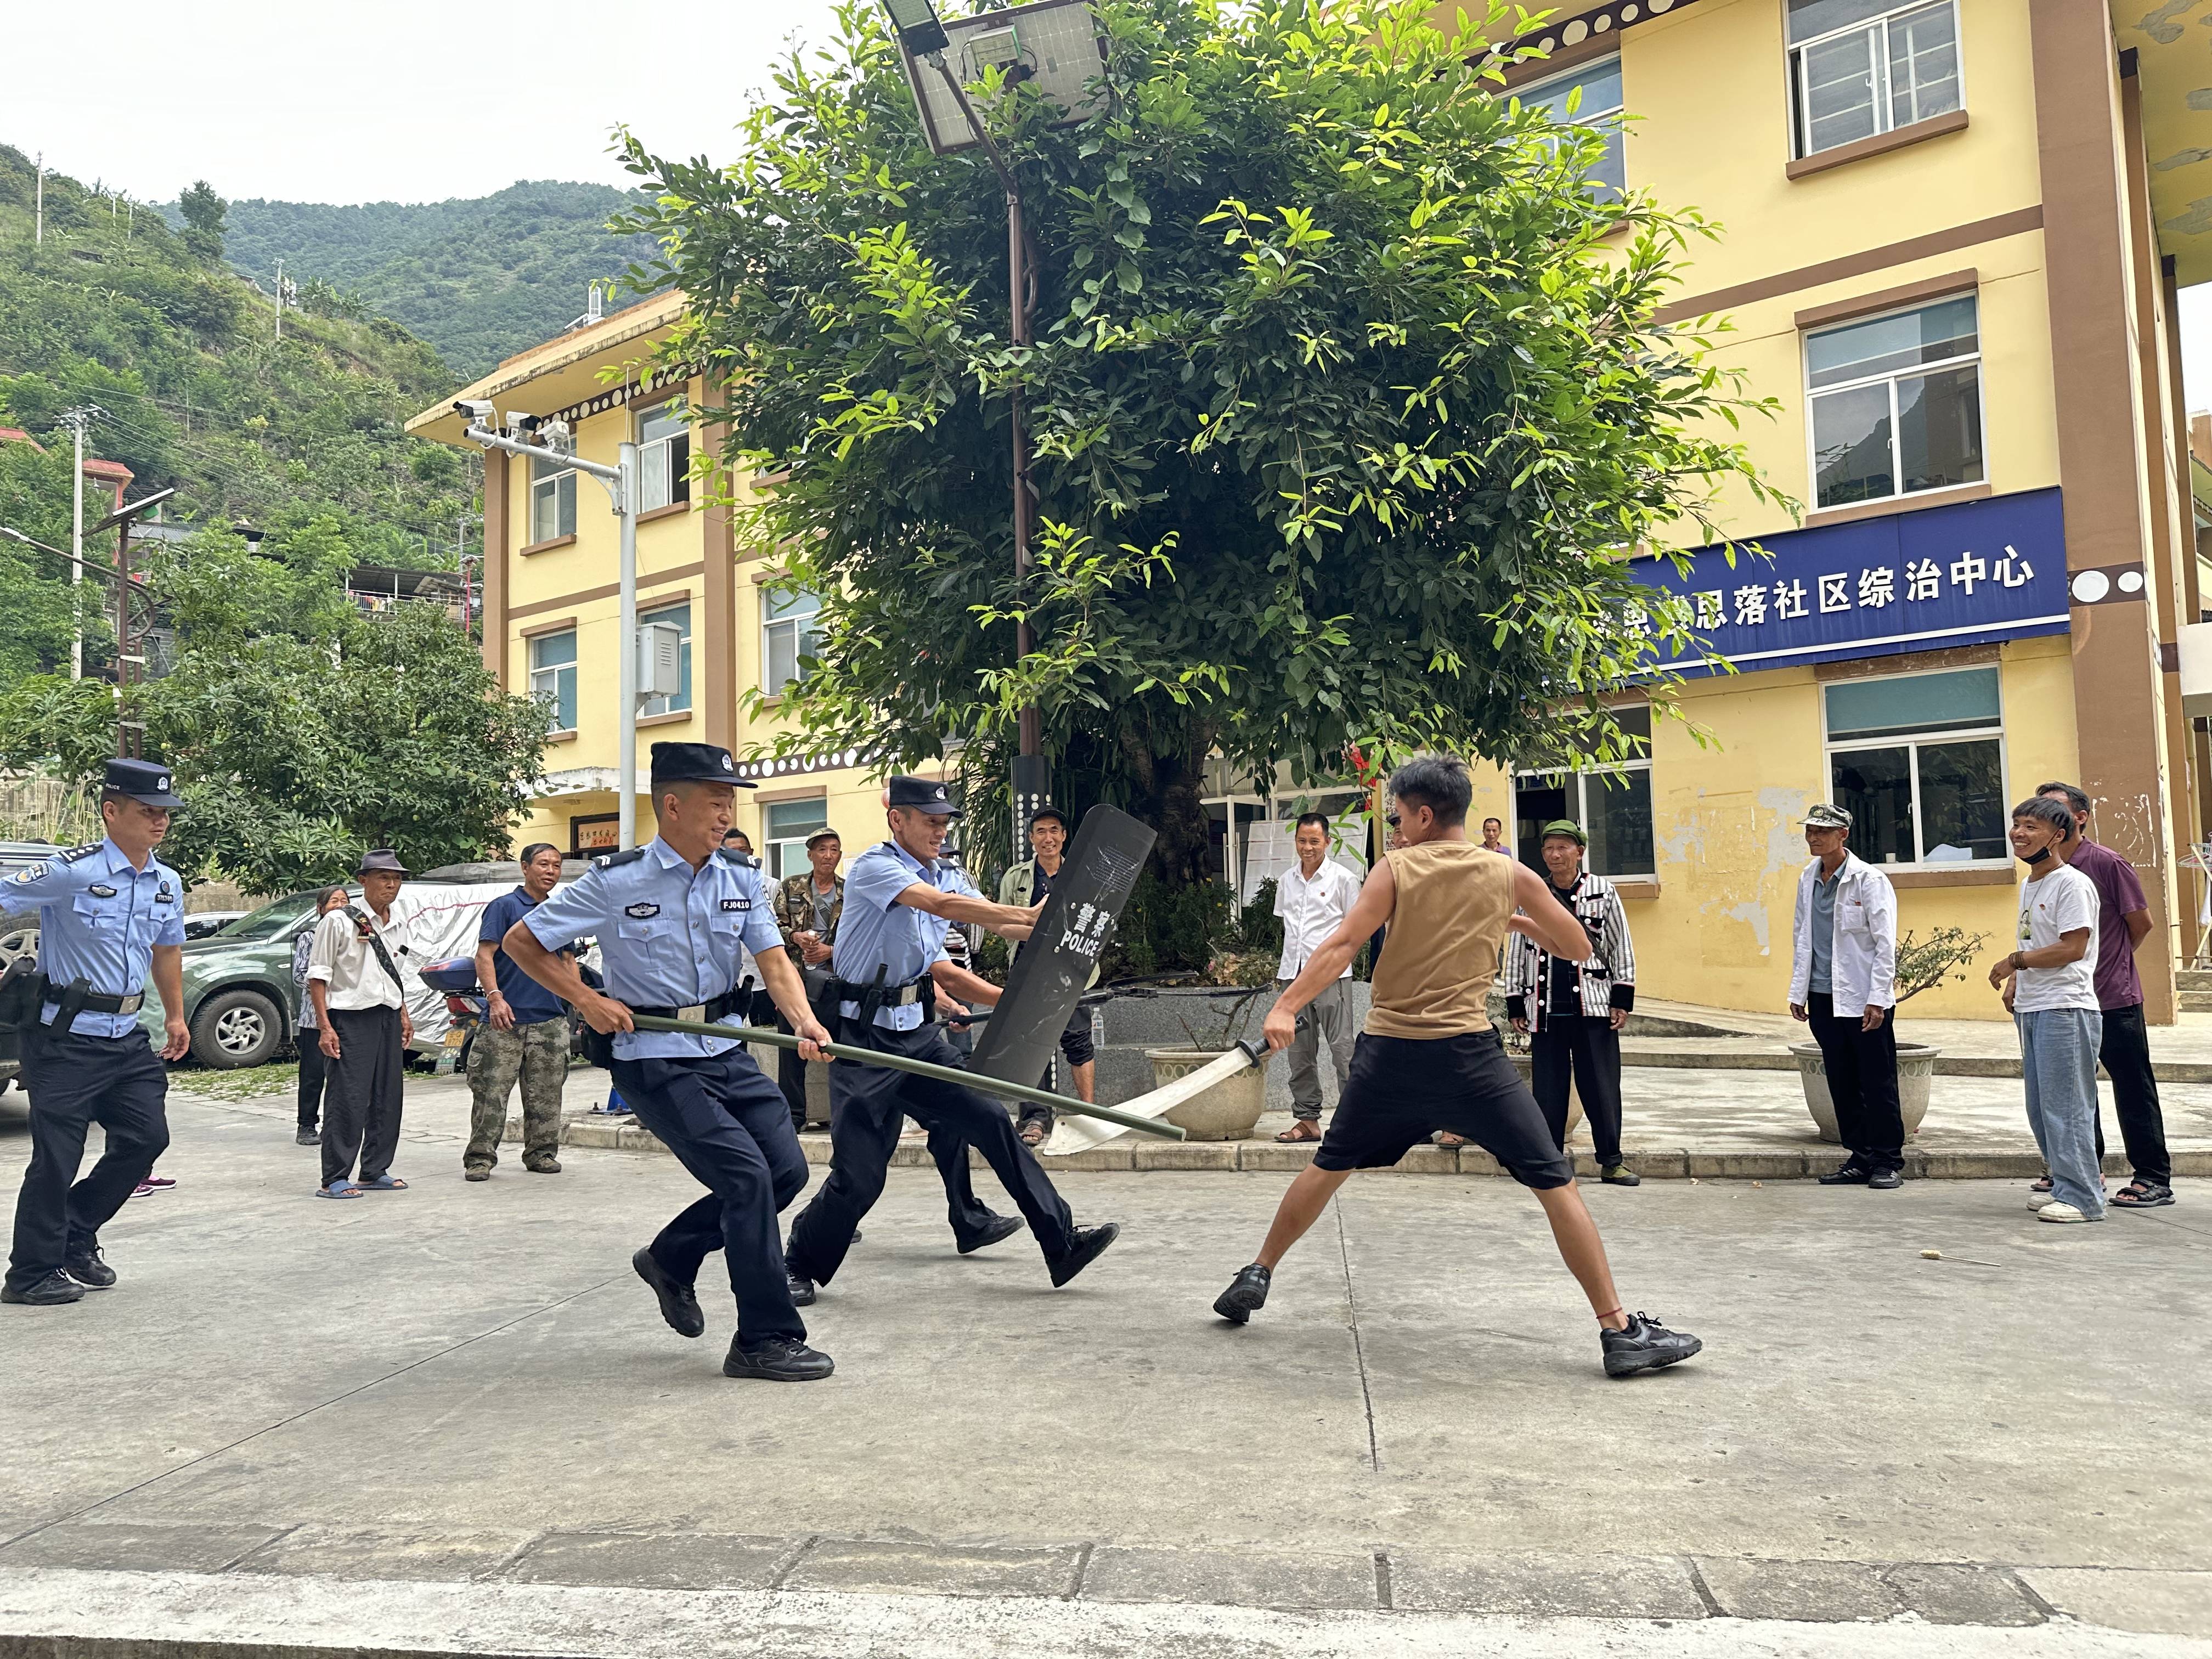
[14,0,2212,413]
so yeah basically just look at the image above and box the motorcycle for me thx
[419,957,488,1075]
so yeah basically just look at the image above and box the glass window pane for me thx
[532,481,557,545]
[531,452,565,481]
[639,399,686,444]
[1915,739,2005,861]
[1832,746,1914,864]
[1610,704,1652,748]
[1513,775,1571,873]
[764,586,821,623]
[1825,667,1998,739]
[1895,363,1983,494]
[766,621,797,690]
[1800,29,1879,155]
[1585,770,1654,877]
[557,473,575,539]
[1811,382,1895,507]
[531,631,576,669]
[1787,0,1898,43]
[767,800,830,836]
[1887,1,1960,127]
[641,442,670,512]
[1807,296,1978,389]
[1523,58,1622,122]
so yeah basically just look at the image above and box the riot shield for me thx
[968,803,1155,1090]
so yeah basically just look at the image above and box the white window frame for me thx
[636,396,690,514]
[761,585,825,693]
[528,629,578,734]
[640,600,692,717]
[1803,294,1984,512]
[1820,664,2010,869]
[1788,0,1964,161]
[529,453,576,545]
[1512,706,1655,879]
[764,797,830,881]
[1517,53,1624,198]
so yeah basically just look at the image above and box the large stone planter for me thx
[1508,1051,1583,1139]
[1144,1048,1268,1141]
[1790,1041,1938,1142]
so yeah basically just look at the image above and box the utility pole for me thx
[33,153,43,245]
[274,259,285,343]
[59,407,102,680]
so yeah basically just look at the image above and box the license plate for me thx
[443,1027,467,1048]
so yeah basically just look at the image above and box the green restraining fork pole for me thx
[627,1014,1188,1141]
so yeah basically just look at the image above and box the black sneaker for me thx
[1213,1263,1271,1324]
[723,1335,835,1382]
[295,1128,320,1147]
[63,1248,116,1290]
[631,1247,703,1339]
[785,1262,817,1306]
[1046,1222,1120,1288]
[1601,1311,1703,1377]
[1817,1162,1872,1186]
[2,1272,86,1306]
[956,1213,1023,1255]
[1866,1167,1904,1189]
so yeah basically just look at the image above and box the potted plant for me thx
[1142,964,1273,1141]
[1791,926,1987,1142]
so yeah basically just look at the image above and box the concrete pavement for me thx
[1,1084,2207,1653]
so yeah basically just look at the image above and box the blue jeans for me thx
[2017,1008,2105,1218]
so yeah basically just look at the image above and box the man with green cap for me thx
[1501,819,1639,1185]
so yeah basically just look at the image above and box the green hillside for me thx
[219,182,663,377]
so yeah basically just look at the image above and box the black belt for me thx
[829,975,929,1007]
[42,977,144,1017]
[631,988,749,1025]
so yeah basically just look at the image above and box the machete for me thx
[625,1013,1188,1141]
[1039,1035,1274,1159]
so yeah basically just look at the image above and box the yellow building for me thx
[404,295,900,878]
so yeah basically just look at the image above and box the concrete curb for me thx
[1615,1049,2212,1083]
[529,1116,2212,1180]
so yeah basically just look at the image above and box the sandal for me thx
[314,1181,365,1200]
[1018,1121,1048,1147]
[355,1175,409,1191]
[2030,1176,2052,1193]
[2112,1180,2175,1209]
[1433,1131,1469,1148]
[1275,1122,1322,1143]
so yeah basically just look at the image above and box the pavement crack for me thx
[1333,1196,1381,1475]
[1683,1555,1728,1618]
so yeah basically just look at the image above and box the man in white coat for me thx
[1788,804,1904,1188]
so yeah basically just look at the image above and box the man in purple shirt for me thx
[2038,783,2171,1207]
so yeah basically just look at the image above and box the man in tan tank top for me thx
[1211,757,1702,1378]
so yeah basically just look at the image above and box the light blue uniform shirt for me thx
[3,839,186,1037]
[833,839,972,1030]
[521,837,783,1061]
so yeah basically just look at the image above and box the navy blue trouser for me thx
[611,1047,811,1347]
[7,1025,170,1291]
[785,1017,1074,1285]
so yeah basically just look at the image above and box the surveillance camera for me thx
[541,419,575,456]
[507,413,543,437]
[454,398,496,428]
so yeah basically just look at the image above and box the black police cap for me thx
[104,757,184,809]
[886,775,960,817]
[650,742,755,791]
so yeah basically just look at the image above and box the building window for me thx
[1513,707,1654,878]
[637,397,690,512]
[529,629,578,732]
[1788,0,1961,159]
[1824,665,2005,865]
[530,452,577,544]
[640,601,691,716]
[765,798,829,880]
[762,586,825,692]
[1806,295,1982,510]
[1520,55,1624,198]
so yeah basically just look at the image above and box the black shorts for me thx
[1314,1028,1575,1189]
[1059,1005,1095,1068]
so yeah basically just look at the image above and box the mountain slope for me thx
[221,181,663,376]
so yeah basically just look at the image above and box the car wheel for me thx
[191,988,284,1069]
[0,917,37,970]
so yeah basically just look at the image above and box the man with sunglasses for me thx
[1211,756,1702,1378]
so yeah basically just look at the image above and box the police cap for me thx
[104,758,184,810]
[650,742,755,792]
[887,775,960,817]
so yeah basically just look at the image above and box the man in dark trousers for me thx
[1787,804,1904,1189]
[2038,782,2172,1208]
[2,759,191,1306]
[996,805,1097,1145]
[504,742,840,1383]
[783,776,1120,1301]
[306,850,416,1198]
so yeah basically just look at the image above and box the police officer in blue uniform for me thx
[501,742,839,1383]
[3,759,191,1307]
[783,776,1120,1298]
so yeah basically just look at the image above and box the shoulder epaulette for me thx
[592,848,649,871]
[57,842,103,864]
[714,848,760,868]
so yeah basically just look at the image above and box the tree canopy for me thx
[623,0,1778,881]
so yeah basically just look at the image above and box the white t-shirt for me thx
[2013,865,2101,1014]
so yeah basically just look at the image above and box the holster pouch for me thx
[0,961,43,1033]
[49,976,93,1036]
[580,1023,617,1070]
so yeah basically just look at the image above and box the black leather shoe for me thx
[724,1335,835,1382]
[1866,1167,1904,1189]
[1046,1222,1120,1288]
[1213,1263,1271,1324]
[63,1248,116,1290]
[956,1213,1023,1255]
[1817,1163,1872,1186]
[631,1247,704,1338]
[785,1262,817,1306]
[295,1128,320,1147]
[2,1272,85,1306]
[1601,1311,1703,1377]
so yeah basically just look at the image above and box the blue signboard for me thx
[1628,487,2069,675]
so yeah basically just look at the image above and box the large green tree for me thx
[619,0,1779,883]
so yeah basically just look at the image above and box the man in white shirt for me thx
[1786,803,1903,1188]
[306,849,415,1198]
[1990,797,2105,1223]
[1272,812,1363,1143]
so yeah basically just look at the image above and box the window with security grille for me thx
[1788,0,1960,159]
